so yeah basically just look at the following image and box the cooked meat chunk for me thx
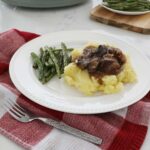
[99,57,121,75]
[83,46,97,57]
[88,57,100,73]
[75,44,126,77]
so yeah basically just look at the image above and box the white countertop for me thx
[0,0,150,149]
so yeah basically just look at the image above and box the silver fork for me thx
[2,98,102,145]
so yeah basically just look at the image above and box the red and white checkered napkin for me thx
[0,29,150,150]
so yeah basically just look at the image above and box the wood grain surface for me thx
[91,5,150,34]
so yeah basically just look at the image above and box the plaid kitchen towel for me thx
[0,29,150,150]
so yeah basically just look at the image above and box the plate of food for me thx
[9,31,150,114]
[101,0,150,15]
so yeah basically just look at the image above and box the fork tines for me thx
[2,98,26,119]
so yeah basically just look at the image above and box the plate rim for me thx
[9,30,150,114]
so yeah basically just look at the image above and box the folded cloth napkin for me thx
[0,29,150,150]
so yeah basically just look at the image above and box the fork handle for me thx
[38,117,102,145]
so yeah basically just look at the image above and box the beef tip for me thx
[83,46,97,57]
[87,57,100,73]
[102,53,114,59]
[75,56,89,69]
[74,44,126,77]
[115,50,126,65]
[107,47,126,65]
[96,45,108,57]
[99,58,121,74]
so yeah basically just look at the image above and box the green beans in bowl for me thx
[103,0,150,12]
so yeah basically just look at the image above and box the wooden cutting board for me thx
[90,5,150,34]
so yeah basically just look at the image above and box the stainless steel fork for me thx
[2,98,102,145]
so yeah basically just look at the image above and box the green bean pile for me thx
[31,43,73,84]
[103,0,150,11]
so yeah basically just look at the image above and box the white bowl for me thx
[2,0,87,8]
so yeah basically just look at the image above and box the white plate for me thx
[101,4,150,15]
[9,31,150,114]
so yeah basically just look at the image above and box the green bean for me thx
[31,43,73,84]
[58,51,64,74]
[44,67,51,78]
[32,63,38,69]
[44,71,56,83]
[40,48,44,61]
[31,52,44,81]
[48,47,61,78]
[48,57,54,66]
[61,42,70,67]
[43,50,49,64]
[54,48,74,52]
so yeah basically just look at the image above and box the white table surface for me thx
[0,0,150,149]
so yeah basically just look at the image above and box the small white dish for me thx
[9,31,150,114]
[101,3,150,15]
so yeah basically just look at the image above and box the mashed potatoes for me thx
[64,46,136,95]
